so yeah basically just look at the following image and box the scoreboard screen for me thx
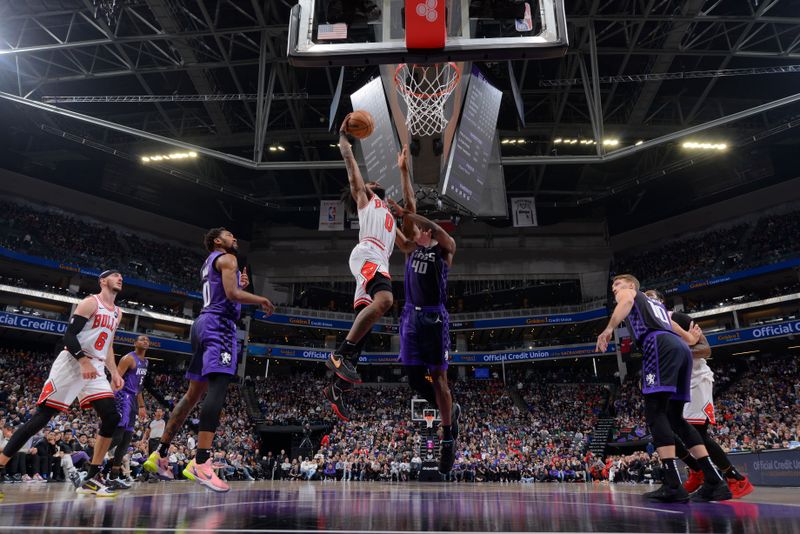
[440,66,507,217]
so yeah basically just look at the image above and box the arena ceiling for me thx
[0,0,799,237]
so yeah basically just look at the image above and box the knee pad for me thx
[94,398,121,437]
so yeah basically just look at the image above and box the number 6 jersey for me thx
[75,295,121,361]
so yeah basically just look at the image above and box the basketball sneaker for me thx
[727,476,754,499]
[683,469,704,493]
[323,383,351,421]
[105,476,132,490]
[690,480,733,502]
[77,475,117,497]
[143,451,174,480]
[182,463,196,481]
[325,353,362,384]
[643,483,690,503]
[68,470,86,489]
[451,403,462,440]
[186,459,230,493]
[439,439,456,475]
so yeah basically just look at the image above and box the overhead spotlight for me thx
[140,151,199,163]
[682,141,728,151]
[602,139,619,146]
[516,139,525,144]
[635,140,644,146]
[553,138,563,144]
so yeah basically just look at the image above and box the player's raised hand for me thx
[388,198,406,217]
[595,328,612,353]
[688,321,703,344]
[79,357,99,380]
[240,266,250,289]
[260,296,275,316]
[397,144,409,172]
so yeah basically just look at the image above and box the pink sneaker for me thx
[33,473,44,481]
[188,459,230,493]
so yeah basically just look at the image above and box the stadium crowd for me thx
[0,346,262,483]
[614,207,800,289]
[0,199,204,292]
[611,354,800,451]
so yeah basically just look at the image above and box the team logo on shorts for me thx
[37,380,57,404]
[444,350,449,362]
[220,352,232,366]
[645,373,656,386]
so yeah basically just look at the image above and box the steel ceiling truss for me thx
[0,0,799,206]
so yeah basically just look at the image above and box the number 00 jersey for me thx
[74,295,121,361]
[624,290,675,346]
[357,195,396,265]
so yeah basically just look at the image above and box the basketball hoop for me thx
[394,63,461,137]
[423,414,435,429]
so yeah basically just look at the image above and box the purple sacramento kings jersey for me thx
[120,352,148,395]
[201,251,241,320]
[625,291,674,346]
[404,245,448,307]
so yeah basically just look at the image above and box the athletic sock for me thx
[87,464,102,480]
[721,464,745,481]
[442,425,453,441]
[661,458,681,488]
[679,452,701,472]
[196,448,211,465]
[696,456,724,484]
[158,442,170,458]
[0,465,5,481]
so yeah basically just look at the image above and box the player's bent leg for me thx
[666,401,731,502]
[430,370,456,475]
[674,435,704,492]
[186,373,232,493]
[0,404,59,496]
[76,397,120,497]
[695,422,753,498]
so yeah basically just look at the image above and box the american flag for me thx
[318,23,348,40]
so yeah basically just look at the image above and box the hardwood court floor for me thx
[0,480,798,533]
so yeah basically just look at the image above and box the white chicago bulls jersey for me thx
[357,195,396,263]
[75,295,120,361]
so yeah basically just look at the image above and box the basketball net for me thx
[423,414,435,429]
[394,63,461,137]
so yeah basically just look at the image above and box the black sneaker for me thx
[105,476,132,490]
[323,383,351,421]
[643,483,690,503]
[326,353,362,384]
[691,480,733,502]
[77,475,116,497]
[439,439,456,475]
[451,403,462,441]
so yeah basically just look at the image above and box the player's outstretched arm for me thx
[403,212,456,266]
[339,115,369,210]
[394,227,418,254]
[595,288,635,352]
[217,253,275,315]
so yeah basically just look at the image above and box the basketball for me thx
[345,110,375,139]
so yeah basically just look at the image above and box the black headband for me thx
[99,269,121,279]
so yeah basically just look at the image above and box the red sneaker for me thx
[683,469,704,493]
[728,476,754,499]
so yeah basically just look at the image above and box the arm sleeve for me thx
[63,314,89,359]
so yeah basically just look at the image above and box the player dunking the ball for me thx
[323,113,415,420]
[596,275,731,502]
[0,270,125,498]
[103,334,151,490]
[143,228,274,492]
[389,146,461,474]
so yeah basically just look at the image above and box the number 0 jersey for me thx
[624,290,676,346]
[357,195,396,265]
[74,295,120,361]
